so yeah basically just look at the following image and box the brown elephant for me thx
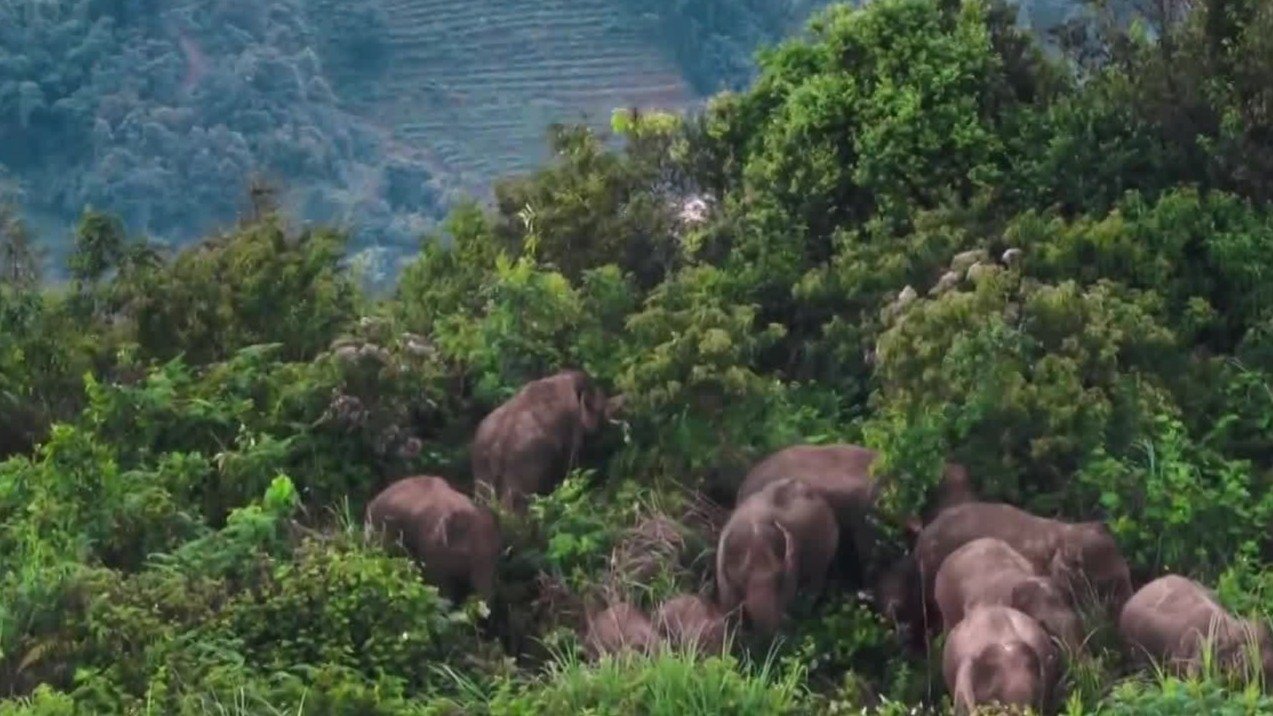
[736,444,975,583]
[935,537,1083,653]
[654,594,728,655]
[943,605,1061,715]
[364,476,501,602]
[916,502,1132,626]
[716,478,839,636]
[1119,574,1273,683]
[872,551,925,646]
[584,602,658,658]
[471,369,622,510]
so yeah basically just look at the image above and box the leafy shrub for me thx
[1077,413,1273,577]
[214,532,490,689]
[120,211,360,365]
[870,265,1181,512]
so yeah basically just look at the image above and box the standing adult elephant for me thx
[472,369,622,511]
[1119,575,1273,682]
[915,502,1133,635]
[365,476,501,602]
[716,478,839,636]
[736,444,975,584]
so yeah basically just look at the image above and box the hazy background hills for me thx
[1,0,1099,276]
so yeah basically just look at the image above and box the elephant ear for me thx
[430,512,470,548]
[1009,579,1052,617]
[574,379,605,433]
[1049,539,1082,585]
[776,521,799,604]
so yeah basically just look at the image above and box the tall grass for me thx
[440,644,806,715]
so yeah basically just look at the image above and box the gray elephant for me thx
[736,444,975,583]
[364,475,500,602]
[654,593,728,655]
[916,502,1132,626]
[716,478,839,636]
[472,369,622,510]
[936,537,1083,653]
[584,602,658,658]
[943,605,1061,715]
[1119,574,1273,683]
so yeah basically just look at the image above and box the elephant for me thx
[915,502,1132,629]
[654,594,727,655]
[935,538,1083,653]
[716,477,839,636]
[584,602,658,658]
[735,444,975,585]
[364,475,501,602]
[1119,574,1273,683]
[471,369,622,511]
[943,605,1061,715]
[871,551,927,649]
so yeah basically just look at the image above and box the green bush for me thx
[213,532,489,689]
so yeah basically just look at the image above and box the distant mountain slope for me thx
[360,0,695,191]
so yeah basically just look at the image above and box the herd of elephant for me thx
[364,370,1273,714]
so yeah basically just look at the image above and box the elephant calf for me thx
[584,602,658,658]
[916,502,1132,621]
[936,537,1083,652]
[365,476,500,603]
[716,478,839,636]
[1119,574,1273,683]
[472,369,621,511]
[942,605,1060,716]
[654,594,727,655]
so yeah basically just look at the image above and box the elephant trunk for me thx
[744,577,784,637]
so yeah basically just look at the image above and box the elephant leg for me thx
[848,516,880,587]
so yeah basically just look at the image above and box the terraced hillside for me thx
[359,0,696,192]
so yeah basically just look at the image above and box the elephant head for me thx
[960,642,1044,714]
[1050,521,1132,609]
[440,510,500,601]
[872,553,925,641]
[584,602,658,658]
[1256,621,1273,685]
[1009,577,1083,653]
[718,520,798,636]
[563,369,611,433]
[1220,618,1273,684]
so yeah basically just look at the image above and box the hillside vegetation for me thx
[3,0,1273,713]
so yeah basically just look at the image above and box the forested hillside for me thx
[3,0,1273,713]
[2,0,1114,279]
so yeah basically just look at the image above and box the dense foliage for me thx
[3,0,1273,712]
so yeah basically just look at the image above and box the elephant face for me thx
[969,641,1043,711]
[566,370,609,433]
[873,553,922,630]
[1258,622,1273,685]
[722,521,797,637]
